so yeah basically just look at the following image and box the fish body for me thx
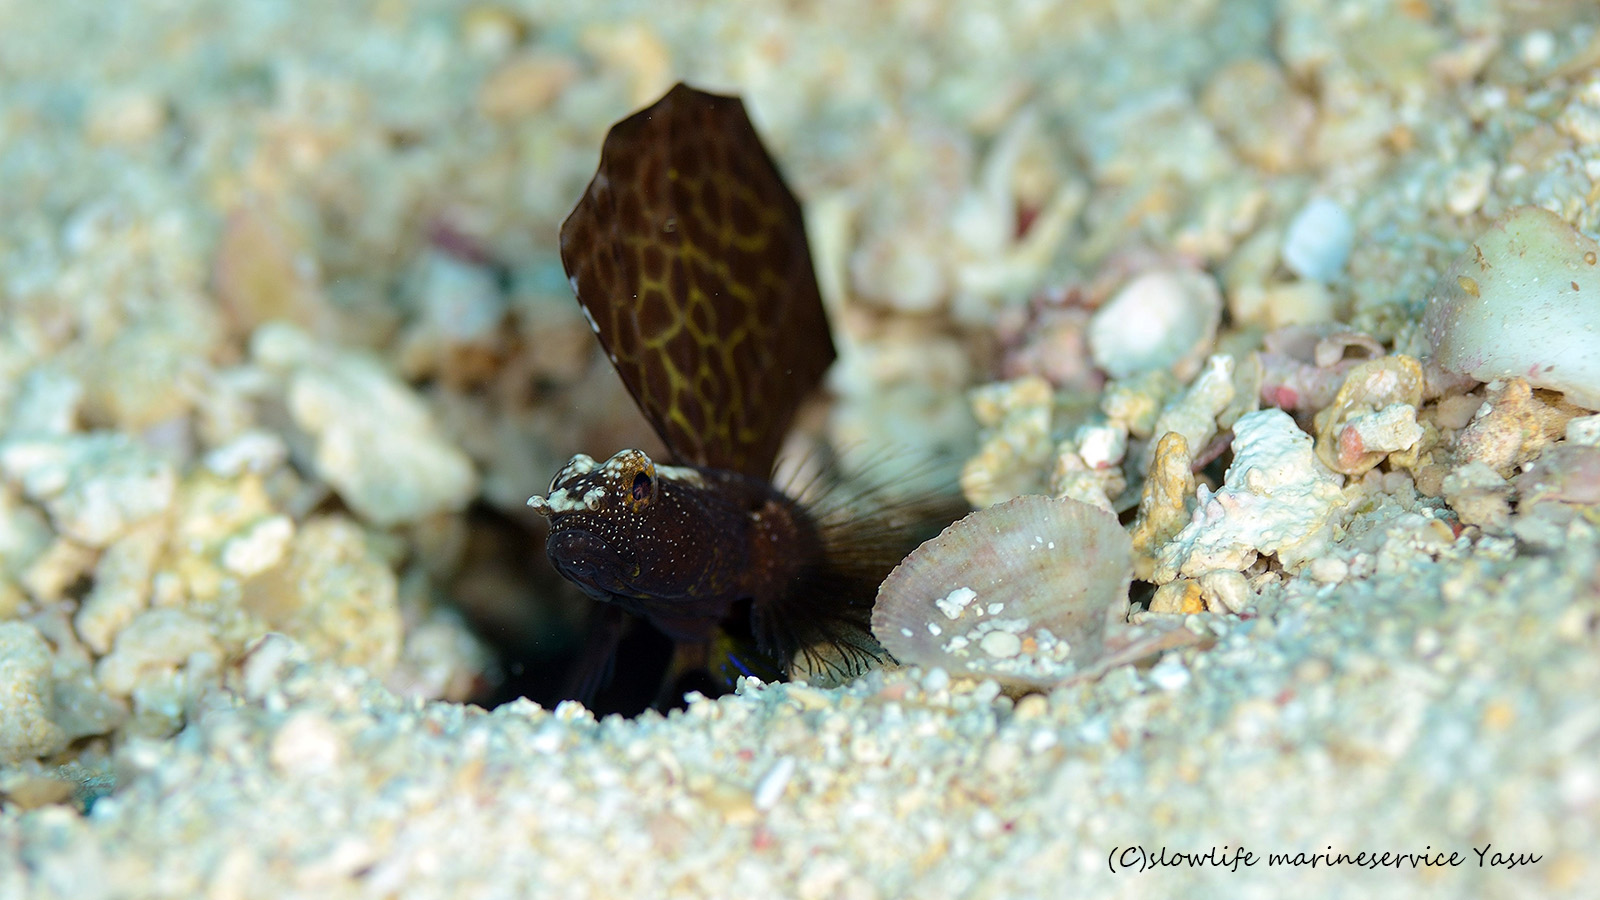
[528,84,889,700]
[530,449,822,657]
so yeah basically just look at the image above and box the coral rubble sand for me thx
[3,1,1600,898]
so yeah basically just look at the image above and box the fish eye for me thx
[631,471,653,505]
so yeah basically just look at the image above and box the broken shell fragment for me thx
[1312,355,1426,475]
[1258,325,1386,413]
[871,495,1133,689]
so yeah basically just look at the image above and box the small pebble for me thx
[220,515,294,577]
[752,757,796,811]
[0,622,70,765]
[935,587,978,620]
[1567,414,1600,446]
[979,631,1022,659]
[1148,655,1192,691]
[1282,198,1353,282]
[1309,557,1348,584]
[270,712,345,774]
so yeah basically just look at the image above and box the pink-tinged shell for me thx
[871,495,1133,689]
[1257,325,1386,413]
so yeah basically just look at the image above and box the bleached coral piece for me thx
[1441,461,1511,531]
[960,376,1055,507]
[95,608,222,698]
[0,621,69,765]
[1198,569,1252,614]
[1074,420,1128,470]
[387,608,496,703]
[3,367,84,437]
[0,489,53,592]
[1154,409,1348,581]
[241,517,402,674]
[0,432,177,547]
[1130,432,1196,581]
[1140,354,1236,471]
[1049,465,1118,515]
[1453,378,1573,474]
[75,520,166,654]
[203,429,290,478]
[1049,423,1128,513]
[252,323,478,527]
[1101,370,1177,439]
[1343,403,1424,454]
[20,537,97,603]
[220,514,295,577]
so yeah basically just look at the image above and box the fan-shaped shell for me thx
[871,495,1133,689]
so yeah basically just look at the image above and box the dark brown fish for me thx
[528,84,924,702]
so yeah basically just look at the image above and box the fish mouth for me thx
[546,528,628,597]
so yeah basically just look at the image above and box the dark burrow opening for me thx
[449,501,698,717]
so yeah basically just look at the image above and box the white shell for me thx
[871,495,1133,688]
[1424,205,1600,410]
[1087,269,1222,381]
